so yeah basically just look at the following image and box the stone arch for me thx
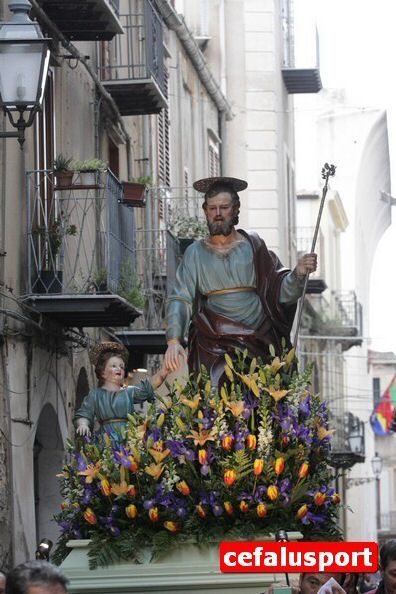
[34,403,64,548]
[75,366,90,412]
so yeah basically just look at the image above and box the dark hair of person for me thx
[380,539,396,570]
[95,351,126,387]
[203,183,241,226]
[5,560,69,594]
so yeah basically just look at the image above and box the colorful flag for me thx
[370,373,396,436]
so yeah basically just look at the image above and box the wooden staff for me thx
[293,163,336,349]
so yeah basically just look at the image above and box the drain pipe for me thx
[155,0,233,121]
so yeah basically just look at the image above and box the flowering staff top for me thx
[54,347,341,569]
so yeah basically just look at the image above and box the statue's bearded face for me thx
[203,192,237,237]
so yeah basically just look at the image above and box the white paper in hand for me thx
[317,577,347,594]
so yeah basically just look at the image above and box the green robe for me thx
[166,237,302,342]
[74,380,155,442]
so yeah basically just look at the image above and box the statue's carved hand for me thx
[296,252,317,277]
[165,341,187,372]
[75,419,91,437]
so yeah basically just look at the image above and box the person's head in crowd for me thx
[379,540,396,594]
[299,572,345,594]
[5,560,68,594]
[343,572,360,594]
[0,571,6,594]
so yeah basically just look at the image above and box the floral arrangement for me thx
[54,347,342,568]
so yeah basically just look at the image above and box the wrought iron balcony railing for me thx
[99,0,167,115]
[26,169,141,327]
[328,412,366,469]
[307,290,363,343]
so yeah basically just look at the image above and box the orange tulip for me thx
[253,459,264,476]
[239,500,249,513]
[125,504,138,519]
[267,485,279,501]
[83,508,97,525]
[198,449,208,465]
[224,469,237,486]
[313,491,326,506]
[148,507,159,522]
[127,456,138,472]
[224,501,234,515]
[222,436,234,451]
[164,521,181,533]
[246,434,257,450]
[298,462,309,479]
[127,485,137,497]
[176,481,191,496]
[256,503,267,518]
[196,504,207,519]
[297,504,308,519]
[274,457,285,475]
[332,493,341,504]
[100,479,112,497]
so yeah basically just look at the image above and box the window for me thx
[208,136,220,178]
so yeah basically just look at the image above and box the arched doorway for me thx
[34,404,64,548]
[75,367,90,412]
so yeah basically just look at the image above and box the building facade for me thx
[0,0,316,566]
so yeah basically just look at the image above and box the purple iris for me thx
[299,395,311,418]
[167,440,196,462]
[82,488,93,505]
[143,499,155,510]
[109,525,121,537]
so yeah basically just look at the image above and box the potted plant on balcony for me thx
[121,176,151,208]
[35,217,77,293]
[171,214,208,253]
[118,261,145,309]
[53,154,74,189]
[72,158,107,186]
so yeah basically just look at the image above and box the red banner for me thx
[219,541,378,573]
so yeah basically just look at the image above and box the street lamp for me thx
[0,0,51,147]
[371,452,383,533]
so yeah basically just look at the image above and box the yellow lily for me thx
[144,463,164,480]
[187,427,217,446]
[78,461,102,484]
[180,394,201,410]
[226,400,245,417]
[263,386,290,402]
[148,447,171,464]
[111,481,130,496]
[317,426,335,440]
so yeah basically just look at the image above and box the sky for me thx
[296,0,396,354]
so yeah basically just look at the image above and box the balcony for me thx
[35,0,123,41]
[282,69,322,94]
[99,0,167,115]
[25,169,142,327]
[328,412,366,469]
[281,1,322,94]
[115,186,205,354]
[306,291,363,350]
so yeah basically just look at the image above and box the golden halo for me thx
[89,342,129,366]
